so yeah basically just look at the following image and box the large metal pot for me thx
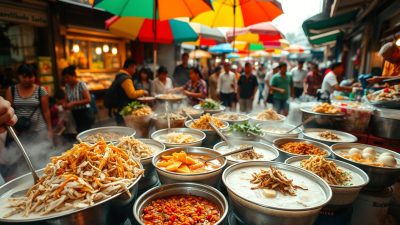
[150,128,206,148]
[185,120,229,148]
[0,161,143,225]
[285,156,369,207]
[300,107,345,129]
[370,108,400,140]
[222,161,332,225]
[136,139,165,193]
[331,143,400,190]
[123,114,153,138]
[273,138,332,162]
[76,126,136,143]
[133,183,228,225]
[152,147,227,186]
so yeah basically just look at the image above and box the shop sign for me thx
[0,3,47,27]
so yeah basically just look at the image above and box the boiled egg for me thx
[377,155,397,167]
[349,148,362,156]
[363,147,376,156]
[380,152,394,157]
[362,152,375,160]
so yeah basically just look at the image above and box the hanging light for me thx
[72,44,80,53]
[111,47,118,55]
[95,47,102,55]
[396,38,400,47]
[103,44,110,53]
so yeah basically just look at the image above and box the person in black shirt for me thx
[237,62,258,113]
[173,53,190,86]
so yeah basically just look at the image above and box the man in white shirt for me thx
[321,62,353,96]
[217,62,236,108]
[290,60,307,98]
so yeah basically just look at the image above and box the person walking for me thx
[134,68,153,95]
[217,62,236,109]
[152,66,173,95]
[173,53,190,86]
[256,63,266,104]
[237,62,258,113]
[304,63,323,96]
[290,60,307,98]
[264,62,280,105]
[270,62,294,115]
[208,66,221,101]
[62,66,93,133]
[105,59,148,125]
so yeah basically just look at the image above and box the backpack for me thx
[104,73,129,109]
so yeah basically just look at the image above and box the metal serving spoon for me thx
[209,121,233,147]
[203,145,254,163]
[7,126,39,197]
[285,116,316,134]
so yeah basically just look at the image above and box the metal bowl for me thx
[185,120,229,148]
[223,130,266,142]
[273,138,332,162]
[0,160,143,225]
[248,112,286,125]
[152,147,227,186]
[302,128,357,146]
[222,161,332,225]
[175,108,204,119]
[259,123,302,143]
[193,104,226,114]
[137,139,165,192]
[133,183,228,225]
[331,143,400,190]
[285,156,369,207]
[213,141,279,166]
[300,107,345,129]
[370,108,400,140]
[150,128,206,148]
[212,112,249,124]
[76,126,136,143]
[152,113,187,130]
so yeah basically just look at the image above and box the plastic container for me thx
[332,101,373,132]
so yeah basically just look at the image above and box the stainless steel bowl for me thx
[223,130,266,142]
[185,120,229,148]
[152,113,187,130]
[137,139,165,192]
[259,123,302,143]
[273,138,332,162]
[0,160,143,225]
[302,128,357,146]
[150,128,206,148]
[76,126,136,143]
[175,108,204,119]
[152,147,227,186]
[300,107,345,129]
[193,104,226,114]
[285,156,369,206]
[222,161,332,225]
[331,143,400,190]
[212,112,249,124]
[370,108,400,140]
[133,183,228,225]
[248,112,286,125]
[213,140,279,166]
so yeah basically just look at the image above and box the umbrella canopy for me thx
[191,0,283,28]
[250,50,270,58]
[106,16,198,44]
[285,44,305,53]
[190,22,226,42]
[209,43,237,54]
[227,53,241,59]
[233,41,265,52]
[93,0,213,21]
[226,22,283,41]
[264,39,290,49]
[189,49,212,59]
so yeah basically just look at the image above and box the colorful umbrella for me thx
[184,21,226,46]
[285,44,305,53]
[209,43,237,54]
[192,0,283,49]
[106,16,198,43]
[93,0,213,21]
[226,53,241,59]
[233,41,265,52]
[226,22,283,42]
[189,49,212,59]
[250,50,270,58]
[264,39,290,49]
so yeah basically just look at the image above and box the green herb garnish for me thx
[200,99,220,110]
[120,101,146,116]
[229,122,263,136]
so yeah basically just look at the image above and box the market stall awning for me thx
[302,10,358,46]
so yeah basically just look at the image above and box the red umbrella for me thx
[226,22,283,42]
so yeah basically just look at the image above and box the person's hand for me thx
[64,102,74,109]
[352,82,361,87]
[183,90,191,97]
[143,90,149,96]
[47,129,54,140]
[0,97,17,133]
[279,88,286,94]
[367,76,386,84]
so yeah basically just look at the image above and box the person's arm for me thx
[183,83,206,99]
[121,79,146,98]
[334,85,353,92]
[269,76,285,94]
[0,96,17,133]
[216,74,222,94]
[303,76,309,95]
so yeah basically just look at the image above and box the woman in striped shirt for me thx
[62,66,93,133]
[5,64,52,137]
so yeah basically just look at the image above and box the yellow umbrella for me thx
[189,49,212,59]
